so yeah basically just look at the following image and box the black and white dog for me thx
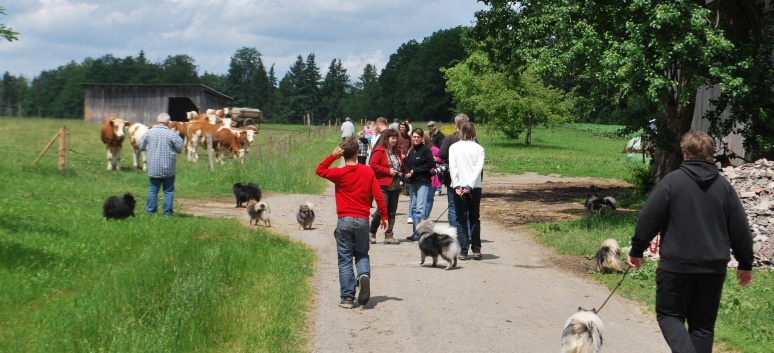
[247,200,271,227]
[233,182,262,208]
[584,195,616,216]
[415,219,461,270]
[561,308,605,353]
[103,193,136,220]
[594,238,623,273]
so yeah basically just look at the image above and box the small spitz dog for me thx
[594,238,622,273]
[584,195,616,216]
[296,202,315,230]
[415,219,461,270]
[246,200,271,227]
[103,193,136,220]
[233,182,262,208]
[561,308,605,353]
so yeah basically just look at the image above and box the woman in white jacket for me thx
[449,121,485,260]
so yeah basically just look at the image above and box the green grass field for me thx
[0,117,334,352]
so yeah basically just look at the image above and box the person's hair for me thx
[376,117,387,127]
[459,121,477,141]
[357,130,365,138]
[454,113,469,126]
[340,137,359,160]
[157,113,171,124]
[379,128,398,151]
[423,134,433,147]
[345,117,351,122]
[680,131,714,162]
[399,122,410,136]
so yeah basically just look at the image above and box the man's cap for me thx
[157,113,171,123]
[428,121,436,126]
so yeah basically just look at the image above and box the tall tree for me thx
[227,47,268,108]
[160,54,199,84]
[302,54,322,123]
[379,40,420,118]
[349,64,380,120]
[444,51,573,145]
[473,0,774,179]
[319,59,351,123]
[283,55,308,123]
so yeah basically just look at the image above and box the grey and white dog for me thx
[594,238,622,273]
[247,200,271,227]
[416,219,461,270]
[296,202,315,230]
[561,308,605,353]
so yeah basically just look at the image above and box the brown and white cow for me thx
[128,123,149,171]
[185,120,224,162]
[100,117,131,170]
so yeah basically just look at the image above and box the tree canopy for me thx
[472,0,774,178]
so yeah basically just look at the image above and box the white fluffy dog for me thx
[416,219,461,270]
[561,309,605,353]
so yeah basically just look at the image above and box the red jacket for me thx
[369,146,405,187]
[316,154,387,221]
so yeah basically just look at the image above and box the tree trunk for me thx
[652,80,696,181]
[525,114,532,146]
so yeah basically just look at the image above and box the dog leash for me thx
[583,265,632,314]
[433,206,449,222]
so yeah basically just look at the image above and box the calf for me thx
[100,117,131,170]
[186,120,223,161]
[128,123,149,171]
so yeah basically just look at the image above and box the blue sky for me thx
[0,0,487,80]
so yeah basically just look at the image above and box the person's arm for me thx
[315,147,343,181]
[369,150,391,177]
[172,133,184,154]
[438,135,452,162]
[449,145,459,188]
[629,182,670,259]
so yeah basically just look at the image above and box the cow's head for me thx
[111,118,130,137]
[244,125,256,143]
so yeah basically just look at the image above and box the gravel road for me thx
[181,172,670,353]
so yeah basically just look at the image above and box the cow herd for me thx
[99,108,260,171]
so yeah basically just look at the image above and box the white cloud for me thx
[0,0,488,79]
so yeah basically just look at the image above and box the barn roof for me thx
[80,83,233,100]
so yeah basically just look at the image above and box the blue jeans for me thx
[454,188,482,255]
[446,185,457,228]
[335,217,370,299]
[656,270,726,353]
[409,182,432,235]
[147,176,175,216]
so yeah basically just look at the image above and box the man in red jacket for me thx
[316,138,388,309]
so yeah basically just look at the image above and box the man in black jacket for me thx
[627,131,753,353]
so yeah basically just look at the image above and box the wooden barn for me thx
[82,84,232,125]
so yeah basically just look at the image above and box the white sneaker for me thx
[407,218,413,224]
[434,191,441,196]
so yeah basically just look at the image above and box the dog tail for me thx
[595,239,622,273]
[304,201,315,211]
[603,196,616,210]
[257,201,269,210]
[561,311,604,353]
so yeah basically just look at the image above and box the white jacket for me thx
[449,140,485,189]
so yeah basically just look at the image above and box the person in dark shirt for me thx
[627,131,753,353]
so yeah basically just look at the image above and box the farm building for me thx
[82,84,232,125]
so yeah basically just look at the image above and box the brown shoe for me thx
[369,233,377,244]
[457,255,468,261]
[473,253,482,260]
[383,235,399,244]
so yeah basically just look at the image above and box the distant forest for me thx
[0,27,469,124]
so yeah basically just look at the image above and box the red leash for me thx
[649,233,660,253]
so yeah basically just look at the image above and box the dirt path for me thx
[180,172,670,353]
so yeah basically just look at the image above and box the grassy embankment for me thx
[0,117,336,352]
[477,123,772,353]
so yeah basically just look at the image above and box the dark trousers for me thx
[370,187,400,236]
[656,270,726,353]
[454,187,482,255]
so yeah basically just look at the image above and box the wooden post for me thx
[268,137,274,158]
[307,114,311,142]
[256,144,262,162]
[206,132,215,171]
[58,126,69,170]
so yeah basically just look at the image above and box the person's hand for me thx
[380,219,389,231]
[390,168,398,176]
[738,270,752,286]
[627,256,643,269]
[331,147,344,159]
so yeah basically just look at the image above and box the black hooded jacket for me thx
[629,160,754,273]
